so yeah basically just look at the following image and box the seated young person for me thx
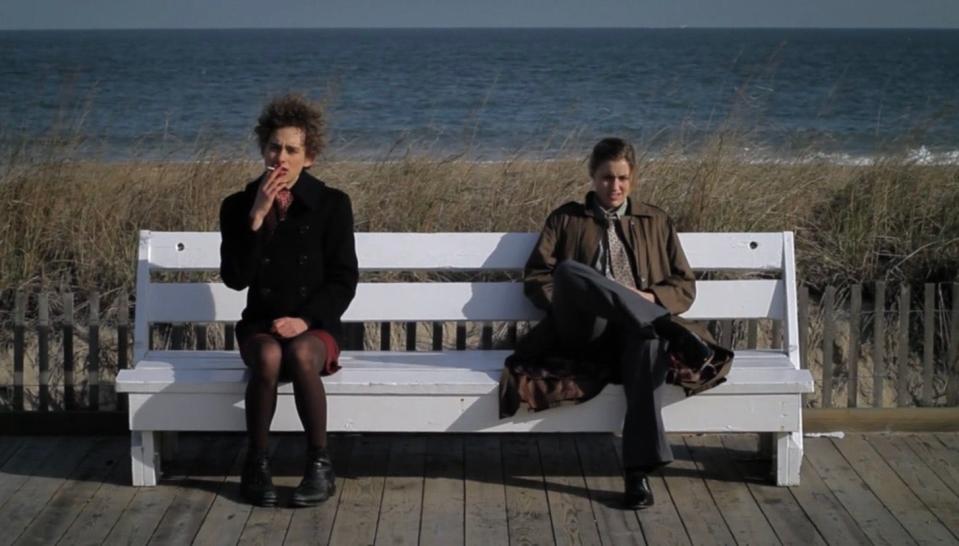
[501,137,731,509]
[219,95,358,507]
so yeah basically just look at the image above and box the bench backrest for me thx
[134,231,800,368]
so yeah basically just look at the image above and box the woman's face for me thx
[262,126,314,187]
[591,158,633,209]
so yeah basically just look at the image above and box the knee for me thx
[553,260,580,289]
[242,336,282,382]
[288,337,326,376]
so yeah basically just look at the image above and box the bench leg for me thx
[130,431,159,487]
[774,431,803,486]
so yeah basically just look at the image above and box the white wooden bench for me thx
[117,230,813,487]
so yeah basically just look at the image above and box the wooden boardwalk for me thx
[0,433,957,545]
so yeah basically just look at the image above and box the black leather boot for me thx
[241,451,278,507]
[623,470,655,509]
[291,447,336,507]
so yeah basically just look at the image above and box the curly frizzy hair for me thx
[254,94,326,159]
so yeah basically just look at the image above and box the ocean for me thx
[1,28,957,162]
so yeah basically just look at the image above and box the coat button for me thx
[298,286,308,297]
[262,257,271,265]
[299,225,310,234]
[298,254,308,265]
[261,287,272,296]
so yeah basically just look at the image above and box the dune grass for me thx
[1,133,956,303]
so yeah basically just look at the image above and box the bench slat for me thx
[117,365,812,396]
[130,349,796,371]
[146,279,785,323]
[142,231,785,272]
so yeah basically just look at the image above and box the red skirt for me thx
[238,328,341,377]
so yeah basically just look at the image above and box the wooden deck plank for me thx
[237,435,300,546]
[147,434,243,544]
[0,437,97,546]
[100,434,211,546]
[789,447,872,545]
[612,437,690,546]
[803,437,915,546]
[502,435,553,546]
[832,435,956,544]
[867,435,959,541]
[721,434,827,546]
[0,437,62,513]
[374,437,425,546]
[327,435,389,546]
[463,436,508,546]
[420,435,466,546]
[57,445,137,546]
[908,434,959,498]
[13,437,127,546]
[191,443,252,546]
[284,435,354,546]
[574,435,646,546]
[537,435,602,546]
[937,433,959,450]
[659,440,735,545]
[684,434,780,545]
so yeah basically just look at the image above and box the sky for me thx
[2,0,958,30]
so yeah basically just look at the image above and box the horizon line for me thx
[2,25,959,31]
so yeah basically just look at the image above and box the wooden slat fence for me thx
[2,282,959,413]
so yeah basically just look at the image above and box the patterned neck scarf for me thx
[604,211,637,289]
[264,189,294,233]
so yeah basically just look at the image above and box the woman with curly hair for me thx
[219,94,358,507]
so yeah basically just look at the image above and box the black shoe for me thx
[623,471,654,509]
[241,452,278,507]
[291,448,336,507]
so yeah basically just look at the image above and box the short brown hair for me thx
[254,94,326,160]
[588,137,636,177]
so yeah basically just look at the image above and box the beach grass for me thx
[1,134,956,301]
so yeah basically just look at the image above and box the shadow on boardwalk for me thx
[1,432,958,545]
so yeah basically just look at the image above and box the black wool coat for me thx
[219,170,359,345]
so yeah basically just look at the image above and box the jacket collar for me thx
[290,170,324,210]
[583,191,653,218]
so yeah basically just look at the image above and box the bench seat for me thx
[119,350,811,438]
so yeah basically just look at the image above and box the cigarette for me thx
[266,166,277,172]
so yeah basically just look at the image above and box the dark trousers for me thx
[551,260,674,471]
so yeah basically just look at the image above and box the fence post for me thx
[482,322,494,350]
[948,283,959,406]
[821,287,835,408]
[847,284,862,408]
[13,291,26,411]
[798,285,809,372]
[117,291,129,412]
[897,285,910,407]
[38,292,50,412]
[922,284,935,406]
[63,291,76,411]
[432,321,443,351]
[406,322,417,351]
[88,291,100,410]
[873,281,886,408]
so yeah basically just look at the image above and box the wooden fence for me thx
[2,282,958,414]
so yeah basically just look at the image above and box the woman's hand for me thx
[249,166,289,231]
[271,317,309,339]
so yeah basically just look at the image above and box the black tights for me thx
[240,333,328,453]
